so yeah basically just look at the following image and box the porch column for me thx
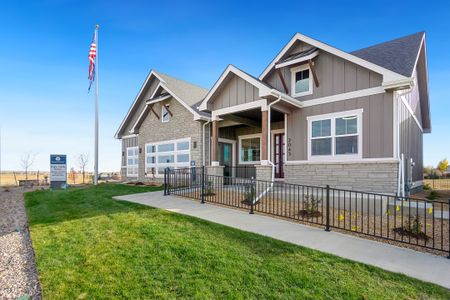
[261,109,268,164]
[211,120,219,166]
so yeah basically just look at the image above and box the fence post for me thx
[163,168,167,196]
[249,177,255,214]
[201,166,205,204]
[325,185,330,232]
[448,198,450,259]
[167,168,171,195]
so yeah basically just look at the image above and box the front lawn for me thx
[25,184,450,299]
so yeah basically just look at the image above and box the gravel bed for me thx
[0,187,42,299]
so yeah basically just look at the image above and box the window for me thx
[307,109,362,160]
[126,147,139,177]
[291,65,313,97]
[239,134,261,164]
[145,138,190,176]
[162,105,170,122]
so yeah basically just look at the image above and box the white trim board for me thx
[275,50,318,69]
[259,32,407,82]
[238,133,262,165]
[290,64,313,98]
[398,93,424,132]
[285,158,400,165]
[211,99,267,120]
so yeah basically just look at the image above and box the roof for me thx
[276,47,318,65]
[155,71,209,106]
[115,70,210,138]
[351,32,425,77]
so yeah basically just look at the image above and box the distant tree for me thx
[437,159,449,174]
[77,154,89,184]
[423,166,434,178]
[69,167,77,184]
[20,152,36,180]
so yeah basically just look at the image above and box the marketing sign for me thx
[50,154,67,188]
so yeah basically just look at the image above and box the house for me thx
[116,32,430,195]
[115,70,211,180]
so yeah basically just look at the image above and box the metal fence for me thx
[165,167,450,257]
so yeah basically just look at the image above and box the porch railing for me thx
[164,167,450,257]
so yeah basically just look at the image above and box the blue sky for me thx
[0,0,449,172]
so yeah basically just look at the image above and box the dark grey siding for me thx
[264,40,383,101]
[121,136,138,179]
[209,74,260,110]
[287,92,394,160]
[399,91,423,183]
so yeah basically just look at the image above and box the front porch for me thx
[210,100,292,181]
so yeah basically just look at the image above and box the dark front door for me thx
[273,133,285,178]
[218,142,233,178]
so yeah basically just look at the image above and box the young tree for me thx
[437,159,449,175]
[77,154,89,184]
[20,152,36,180]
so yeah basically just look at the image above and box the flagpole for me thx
[94,24,99,185]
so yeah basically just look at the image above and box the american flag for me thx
[88,34,97,92]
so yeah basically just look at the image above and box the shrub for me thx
[423,183,432,190]
[426,190,438,200]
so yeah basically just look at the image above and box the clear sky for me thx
[0,0,449,172]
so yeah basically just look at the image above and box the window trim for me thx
[145,138,191,177]
[307,109,363,161]
[238,133,262,165]
[290,64,313,97]
[126,146,139,177]
[161,105,170,123]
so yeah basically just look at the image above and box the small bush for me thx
[299,194,322,218]
[426,190,438,200]
[242,182,256,205]
[423,183,431,190]
[202,181,215,196]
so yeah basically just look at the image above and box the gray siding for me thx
[398,90,423,183]
[209,74,260,110]
[287,92,394,160]
[264,41,383,101]
[121,136,138,180]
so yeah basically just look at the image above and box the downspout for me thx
[254,94,282,204]
[202,120,211,167]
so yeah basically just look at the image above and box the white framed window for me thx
[145,138,190,176]
[238,134,261,164]
[291,64,313,97]
[126,146,139,177]
[307,109,363,161]
[162,105,170,122]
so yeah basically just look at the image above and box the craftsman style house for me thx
[116,32,430,195]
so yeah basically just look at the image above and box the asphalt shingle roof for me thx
[351,32,424,77]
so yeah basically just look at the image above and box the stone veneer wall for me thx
[136,97,205,182]
[284,162,399,194]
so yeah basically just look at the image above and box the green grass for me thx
[25,184,450,299]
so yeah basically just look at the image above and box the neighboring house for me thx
[115,70,210,181]
[116,32,430,195]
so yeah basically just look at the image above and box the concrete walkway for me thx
[114,191,450,289]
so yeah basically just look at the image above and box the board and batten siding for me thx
[209,74,260,110]
[286,92,394,161]
[398,89,423,183]
[264,41,383,101]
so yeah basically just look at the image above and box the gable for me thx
[117,75,160,137]
[260,33,406,83]
[208,73,261,110]
[264,39,384,101]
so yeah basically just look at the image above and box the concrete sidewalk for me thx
[114,191,450,289]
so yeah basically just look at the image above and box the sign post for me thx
[50,154,67,189]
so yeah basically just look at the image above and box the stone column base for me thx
[206,166,224,187]
[255,165,273,182]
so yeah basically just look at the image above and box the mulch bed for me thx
[176,187,449,257]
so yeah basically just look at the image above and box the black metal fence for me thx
[165,167,450,257]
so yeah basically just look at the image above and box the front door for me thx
[218,142,233,178]
[273,133,285,178]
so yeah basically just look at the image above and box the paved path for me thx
[114,191,450,289]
